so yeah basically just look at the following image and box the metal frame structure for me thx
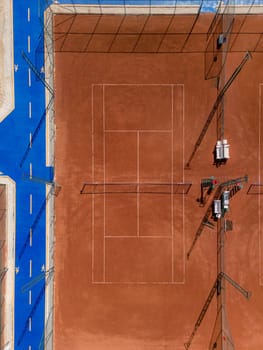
[185,175,250,349]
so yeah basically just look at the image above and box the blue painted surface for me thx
[2,0,261,349]
[0,1,53,349]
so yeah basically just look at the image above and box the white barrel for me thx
[222,191,230,210]
[216,140,223,160]
[223,143,230,159]
[214,200,222,218]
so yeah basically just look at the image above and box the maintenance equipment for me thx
[187,175,248,260]
[199,177,217,206]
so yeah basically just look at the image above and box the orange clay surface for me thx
[53,13,263,350]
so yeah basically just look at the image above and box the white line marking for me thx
[103,84,106,282]
[27,36,31,53]
[104,130,172,133]
[171,85,174,282]
[259,84,262,286]
[29,259,32,278]
[137,132,140,237]
[100,83,176,86]
[92,82,186,284]
[29,194,32,215]
[27,8,31,22]
[29,101,32,118]
[29,228,32,247]
[29,163,32,179]
[28,317,32,332]
[29,132,32,148]
[29,290,32,305]
[182,85,186,284]
[91,85,94,283]
[28,68,31,87]
[28,346,32,350]
[92,281,185,285]
[105,235,172,238]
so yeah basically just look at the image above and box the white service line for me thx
[27,36,31,53]
[29,133,32,148]
[29,259,32,278]
[29,228,32,247]
[28,68,31,87]
[28,317,32,332]
[27,8,31,22]
[29,194,32,215]
[29,290,32,305]
[29,101,32,118]
[29,163,33,179]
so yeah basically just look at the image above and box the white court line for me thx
[103,84,106,282]
[28,68,31,87]
[27,8,31,22]
[29,133,32,148]
[29,194,32,215]
[29,101,32,118]
[104,130,173,133]
[105,235,172,239]
[29,259,32,278]
[171,85,174,282]
[29,228,32,247]
[259,84,262,286]
[28,317,32,332]
[27,36,31,53]
[137,132,140,237]
[100,83,176,86]
[93,281,186,285]
[28,290,32,305]
[182,85,186,283]
[28,346,32,350]
[29,163,32,179]
[93,83,186,284]
[91,85,95,283]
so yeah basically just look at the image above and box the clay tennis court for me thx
[53,8,263,350]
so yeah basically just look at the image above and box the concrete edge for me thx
[44,8,55,350]
[49,3,263,15]
[0,176,16,350]
[44,184,54,350]
[0,0,14,123]
[49,4,201,15]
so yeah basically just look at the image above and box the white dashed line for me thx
[29,194,32,215]
[27,8,31,22]
[29,259,32,278]
[29,290,32,305]
[29,163,32,179]
[29,101,32,118]
[29,228,32,247]
[29,132,32,148]
[28,68,31,87]
[27,36,31,53]
[28,317,32,332]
